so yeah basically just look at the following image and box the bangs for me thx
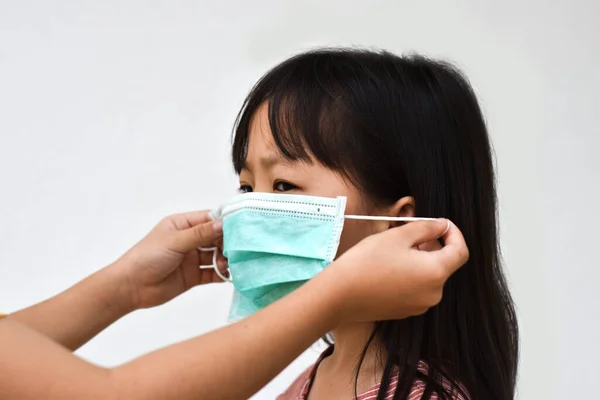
[231,48,414,205]
[232,51,356,182]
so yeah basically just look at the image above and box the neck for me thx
[321,322,383,384]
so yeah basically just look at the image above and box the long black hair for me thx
[231,48,518,400]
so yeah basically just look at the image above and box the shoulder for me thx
[276,366,312,400]
[408,361,469,400]
[408,383,468,400]
[278,346,333,400]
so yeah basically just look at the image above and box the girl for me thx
[231,48,518,400]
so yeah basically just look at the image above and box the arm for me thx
[0,270,338,400]
[1,217,467,399]
[8,265,132,351]
[8,212,227,351]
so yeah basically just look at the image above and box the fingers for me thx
[170,220,223,253]
[435,221,469,272]
[395,219,449,247]
[216,251,228,272]
[181,250,229,288]
[199,249,215,266]
[199,248,228,270]
[416,237,443,252]
[403,219,468,274]
[201,268,230,284]
[169,210,213,230]
[198,248,230,284]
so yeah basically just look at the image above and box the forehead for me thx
[241,101,316,171]
[247,103,277,155]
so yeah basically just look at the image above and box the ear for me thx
[371,196,416,233]
[388,196,416,228]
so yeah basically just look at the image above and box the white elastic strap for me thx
[344,215,436,222]
[198,247,232,283]
[345,216,451,238]
[442,219,451,236]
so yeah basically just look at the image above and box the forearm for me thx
[10,264,132,351]
[0,268,341,400]
[113,271,340,399]
[0,317,112,400]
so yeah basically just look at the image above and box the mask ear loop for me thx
[198,247,232,283]
[344,216,436,222]
[344,215,450,238]
[442,220,451,237]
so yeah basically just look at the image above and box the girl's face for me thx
[238,103,402,257]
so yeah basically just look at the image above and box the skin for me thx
[239,103,425,398]
[9,212,230,351]
[0,211,466,400]
[0,119,468,399]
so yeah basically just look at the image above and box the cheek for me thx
[333,193,380,258]
[335,219,377,258]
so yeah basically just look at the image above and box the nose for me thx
[252,180,274,194]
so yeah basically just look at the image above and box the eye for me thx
[274,181,297,192]
[238,184,253,193]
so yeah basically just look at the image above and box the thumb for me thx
[435,220,469,273]
[395,219,449,247]
[170,220,223,253]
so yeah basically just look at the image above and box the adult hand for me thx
[116,211,227,311]
[324,219,469,323]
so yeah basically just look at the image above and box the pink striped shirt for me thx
[277,348,467,400]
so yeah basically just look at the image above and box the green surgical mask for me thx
[206,192,433,321]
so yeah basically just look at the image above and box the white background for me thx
[0,1,598,399]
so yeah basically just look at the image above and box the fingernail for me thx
[213,220,223,233]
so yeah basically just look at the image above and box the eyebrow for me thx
[242,153,289,172]
[260,154,286,169]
